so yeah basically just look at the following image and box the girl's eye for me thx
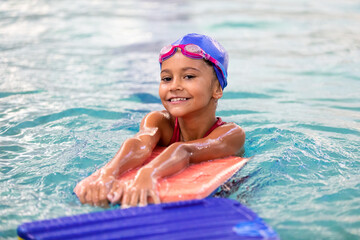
[161,76,172,82]
[184,75,195,80]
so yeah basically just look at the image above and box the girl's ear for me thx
[212,81,223,100]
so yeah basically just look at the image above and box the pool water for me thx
[0,0,359,239]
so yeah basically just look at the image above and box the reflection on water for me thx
[1,0,360,239]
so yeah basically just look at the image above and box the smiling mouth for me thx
[168,97,190,102]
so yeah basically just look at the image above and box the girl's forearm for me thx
[144,142,191,179]
[103,137,153,176]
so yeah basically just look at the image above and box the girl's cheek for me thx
[158,86,166,99]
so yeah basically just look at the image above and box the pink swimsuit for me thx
[169,117,226,144]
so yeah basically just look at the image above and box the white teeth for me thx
[170,98,187,102]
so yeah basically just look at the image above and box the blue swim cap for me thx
[169,33,229,89]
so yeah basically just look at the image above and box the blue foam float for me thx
[17,198,278,240]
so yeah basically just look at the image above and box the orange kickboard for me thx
[117,147,249,203]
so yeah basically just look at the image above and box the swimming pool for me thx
[0,0,359,239]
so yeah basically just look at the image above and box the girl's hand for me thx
[106,180,127,205]
[118,167,161,208]
[74,168,115,208]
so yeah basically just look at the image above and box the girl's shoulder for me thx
[143,110,173,125]
[142,110,174,146]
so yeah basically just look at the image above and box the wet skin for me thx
[74,51,245,208]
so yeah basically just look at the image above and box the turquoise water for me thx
[1,0,359,239]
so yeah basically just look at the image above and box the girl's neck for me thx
[176,110,217,142]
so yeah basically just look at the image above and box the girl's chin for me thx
[167,111,185,118]
[165,108,187,118]
[164,105,208,118]
[166,109,200,119]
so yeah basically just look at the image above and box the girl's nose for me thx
[170,77,183,91]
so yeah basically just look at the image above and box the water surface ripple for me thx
[1,0,359,239]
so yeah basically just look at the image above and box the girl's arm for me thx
[74,111,167,207]
[116,123,245,207]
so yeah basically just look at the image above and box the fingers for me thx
[120,189,141,208]
[130,190,140,207]
[120,186,141,208]
[92,181,107,207]
[91,184,100,206]
[121,191,130,209]
[93,181,113,207]
[76,181,110,207]
[75,181,162,208]
[121,189,140,208]
[108,191,121,205]
[115,179,162,208]
[85,188,93,204]
[108,181,124,205]
[99,184,108,207]
[73,184,79,194]
[139,189,147,207]
[75,171,117,207]
[122,189,160,208]
[75,184,86,204]
[150,190,161,204]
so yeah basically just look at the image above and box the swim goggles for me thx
[159,44,228,81]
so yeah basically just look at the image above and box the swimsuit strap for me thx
[169,117,181,145]
[169,117,226,145]
[203,117,226,138]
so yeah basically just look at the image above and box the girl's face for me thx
[159,51,222,118]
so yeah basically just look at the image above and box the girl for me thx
[74,33,245,208]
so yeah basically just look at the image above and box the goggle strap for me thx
[159,44,227,80]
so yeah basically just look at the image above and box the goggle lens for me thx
[159,44,227,83]
[184,44,202,54]
[159,45,173,55]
